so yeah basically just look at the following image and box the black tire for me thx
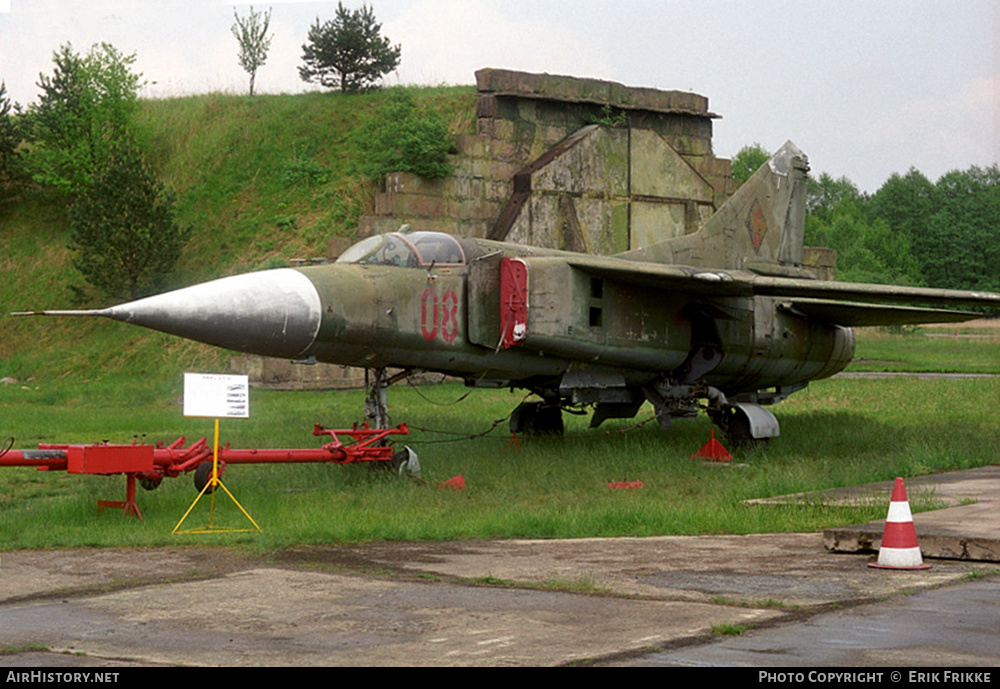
[718,406,769,449]
[510,401,564,436]
[193,461,221,494]
[139,474,162,491]
[392,449,410,478]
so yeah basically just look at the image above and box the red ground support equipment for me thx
[690,429,733,462]
[0,423,410,519]
[607,481,644,489]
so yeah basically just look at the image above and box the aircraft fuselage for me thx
[298,233,856,404]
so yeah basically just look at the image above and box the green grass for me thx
[709,622,748,637]
[0,643,50,656]
[139,88,476,278]
[2,90,998,552]
[848,323,1000,373]
[1,371,997,551]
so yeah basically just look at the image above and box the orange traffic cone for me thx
[437,475,467,491]
[868,477,931,570]
[690,429,732,462]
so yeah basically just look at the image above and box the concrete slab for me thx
[817,465,1000,562]
[2,465,998,666]
[0,568,780,667]
[606,580,1000,667]
[1,536,997,667]
[276,534,989,609]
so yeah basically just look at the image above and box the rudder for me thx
[618,141,811,274]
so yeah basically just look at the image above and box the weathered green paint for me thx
[33,144,999,442]
[295,142,998,438]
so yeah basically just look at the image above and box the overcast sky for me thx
[1,0,997,192]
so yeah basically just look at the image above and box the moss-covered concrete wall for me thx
[357,69,738,253]
[265,71,833,389]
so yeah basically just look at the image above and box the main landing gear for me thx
[707,402,779,449]
[507,388,780,449]
[509,399,565,435]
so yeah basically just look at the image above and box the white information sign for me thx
[183,373,250,419]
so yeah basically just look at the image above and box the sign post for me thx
[173,373,261,534]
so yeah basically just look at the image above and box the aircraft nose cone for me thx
[103,268,322,359]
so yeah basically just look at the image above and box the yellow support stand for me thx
[173,418,261,535]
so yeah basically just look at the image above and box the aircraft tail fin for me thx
[618,141,811,275]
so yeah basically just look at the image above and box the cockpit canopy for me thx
[336,231,467,267]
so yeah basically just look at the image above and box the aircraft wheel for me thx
[139,474,162,491]
[391,445,420,479]
[724,410,753,447]
[712,406,768,450]
[509,400,564,436]
[193,461,222,494]
[391,451,408,477]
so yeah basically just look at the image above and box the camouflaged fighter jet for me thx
[16,143,1000,445]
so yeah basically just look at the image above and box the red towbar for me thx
[0,423,412,519]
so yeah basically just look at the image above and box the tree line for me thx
[0,3,402,302]
[2,3,995,302]
[0,43,186,301]
[733,144,1000,293]
[233,3,400,97]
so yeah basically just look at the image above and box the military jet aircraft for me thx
[15,143,1000,444]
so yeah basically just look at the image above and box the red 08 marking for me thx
[440,290,459,342]
[421,289,459,343]
[420,288,438,341]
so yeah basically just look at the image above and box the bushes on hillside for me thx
[349,89,453,181]
[24,43,144,195]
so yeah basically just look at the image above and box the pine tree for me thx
[70,136,189,300]
[299,3,401,92]
[0,81,22,188]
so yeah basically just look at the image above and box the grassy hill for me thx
[0,86,476,385]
